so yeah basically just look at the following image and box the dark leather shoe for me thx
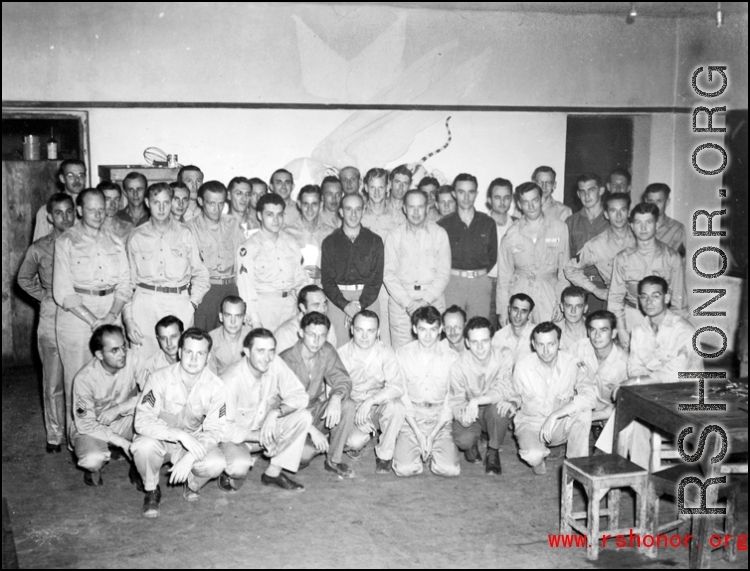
[375,457,392,474]
[485,447,501,476]
[324,459,354,479]
[128,463,144,492]
[218,473,246,492]
[261,472,304,491]
[83,471,103,487]
[108,445,125,461]
[46,443,62,454]
[142,486,161,518]
[465,444,482,464]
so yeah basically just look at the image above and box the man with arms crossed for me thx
[338,310,405,473]
[394,306,460,478]
[220,329,311,491]
[280,312,356,478]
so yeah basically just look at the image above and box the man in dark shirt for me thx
[280,312,356,478]
[566,173,608,312]
[117,172,151,227]
[438,173,497,320]
[321,193,384,346]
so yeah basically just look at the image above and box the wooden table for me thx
[613,379,748,567]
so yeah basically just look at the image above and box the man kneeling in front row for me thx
[280,312,356,478]
[500,322,597,475]
[220,329,312,491]
[132,328,227,517]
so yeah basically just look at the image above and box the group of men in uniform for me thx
[17,158,696,518]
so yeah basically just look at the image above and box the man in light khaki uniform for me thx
[132,328,227,517]
[71,325,143,486]
[564,192,635,308]
[442,305,467,354]
[338,310,405,474]
[207,296,251,377]
[532,166,572,222]
[53,188,132,435]
[608,202,686,347]
[384,189,451,349]
[188,180,244,331]
[642,183,687,258]
[270,168,301,227]
[143,315,184,377]
[320,176,343,230]
[98,181,133,241]
[236,193,310,332]
[491,293,535,365]
[33,159,86,241]
[501,322,597,475]
[274,285,337,354]
[497,182,570,326]
[124,183,210,359]
[220,329,311,491]
[18,193,75,452]
[394,306,460,478]
[558,286,589,352]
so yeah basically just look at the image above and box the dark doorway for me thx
[564,115,633,211]
[721,109,748,277]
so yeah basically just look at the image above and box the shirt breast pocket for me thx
[71,251,95,282]
[165,246,190,281]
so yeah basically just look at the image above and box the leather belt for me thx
[451,269,488,278]
[74,286,114,296]
[412,401,443,409]
[138,283,188,294]
[259,290,291,298]
[338,284,364,291]
[209,277,236,285]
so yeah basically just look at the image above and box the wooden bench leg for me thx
[560,464,574,534]
[607,489,620,531]
[725,487,737,562]
[641,484,658,559]
[587,486,603,560]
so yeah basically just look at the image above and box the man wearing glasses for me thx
[33,159,87,240]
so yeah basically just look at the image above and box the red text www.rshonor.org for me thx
[548,530,748,550]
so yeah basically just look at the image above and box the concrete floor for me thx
[2,365,747,569]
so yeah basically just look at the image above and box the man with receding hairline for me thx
[33,159,86,241]
[532,166,572,222]
[340,166,361,196]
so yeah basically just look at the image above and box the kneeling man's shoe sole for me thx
[261,472,304,491]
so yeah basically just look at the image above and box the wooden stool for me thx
[561,454,649,560]
[645,464,740,567]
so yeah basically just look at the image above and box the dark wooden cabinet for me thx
[2,160,61,366]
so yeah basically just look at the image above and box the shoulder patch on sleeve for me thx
[577,361,587,370]
[239,247,247,257]
[142,389,156,407]
[75,402,87,418]
[239,264,248,274]
[219,403,226,418]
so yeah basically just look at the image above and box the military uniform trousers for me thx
[194,281,238,332]
[130,434,226,492]
[445,274,493,321]
[73,416,133,473]
[393,410,459,477]
[514,408,592,467]
[345,400,406,461]
[301,396,357,465]
[257,293,297,332]
[39,297,65,445]
[56,293,120,436]
[131,288,194,359]
[220,408,312,485]
[452,404,512,452]
[328,289,380,348]
[388,295,445,350]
